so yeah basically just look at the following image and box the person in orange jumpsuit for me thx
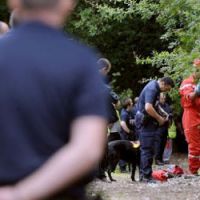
[179,58,200,174]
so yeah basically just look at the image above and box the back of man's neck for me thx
[21,11,63,29]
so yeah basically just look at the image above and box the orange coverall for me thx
[179,76,200,174]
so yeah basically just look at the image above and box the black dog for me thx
[106,140,140,182]
[95,132,121,181]
[107,132,121,143]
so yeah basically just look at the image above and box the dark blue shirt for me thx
[136,80,160,128]
[120,108,131,135]
[131,105,137,119]
[159,102,172,116]
[0,22,108,185]
[137,80,160,113]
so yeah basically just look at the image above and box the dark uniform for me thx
[118,108,133,171]
[136,80,160,181]
[154,102,172,163]
[131,105,139,140]
[0,22,107,199]
[120,108,132,140]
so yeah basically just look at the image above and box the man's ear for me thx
[7,0,21,11]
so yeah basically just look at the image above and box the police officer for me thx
[120,97,134,141]
[136,77,174,183]
[119,97,134,172]
[154,93,172,165]
[96,58,120,180]
[97,58,119,125]
[130,96,139,140]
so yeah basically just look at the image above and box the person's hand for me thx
[129,119,135,125]
[129,130,134,134]
[157,116,167,126]
[0,187,17,200]
[185,92,196,100]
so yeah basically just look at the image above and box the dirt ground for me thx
[87,153,200,200]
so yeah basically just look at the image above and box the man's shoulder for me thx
[148,80,158,88]
[144,80,158,93]
[0,24,92,51]
[0,27,98,67]
[51,33,98,67]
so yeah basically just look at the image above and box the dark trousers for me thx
[140,128,156,178]
[154,128,168,161]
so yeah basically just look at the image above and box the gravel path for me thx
[87,153,200,200]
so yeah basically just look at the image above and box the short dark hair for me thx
[21,0,58,10]
[122,97,132,109]
[160,77,174,87]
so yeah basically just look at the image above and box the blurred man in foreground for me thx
[0,0,108,200]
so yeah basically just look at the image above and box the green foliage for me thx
[119,88,133,101]
[2,0,193,114]
[136,0,200,114]
[0,0,9,22]
[0,0,168,98]
[67,0,165,96]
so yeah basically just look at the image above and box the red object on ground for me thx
[169,165,184,175]
[152,165,184,182]
[152,170,168,182]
